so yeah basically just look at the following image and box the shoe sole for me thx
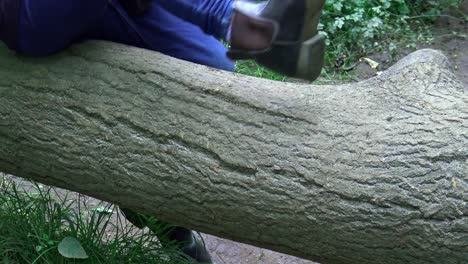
[296,0,326,81]
[296,34,325,81]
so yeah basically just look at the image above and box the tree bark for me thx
[0,41,466,264]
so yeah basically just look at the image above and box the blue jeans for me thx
[16,0,235,71]
[156,0,233,40]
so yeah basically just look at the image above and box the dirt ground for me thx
[202,235,314,264]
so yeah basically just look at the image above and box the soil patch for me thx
[354,13,467,85]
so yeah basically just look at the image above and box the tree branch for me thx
[0,42,466,263]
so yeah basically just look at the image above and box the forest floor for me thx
[351,12,467,86]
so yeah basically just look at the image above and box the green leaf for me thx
[92,206,113,215]
[35,245,44,252]
[58,237,89,259]
[333,2,343,12]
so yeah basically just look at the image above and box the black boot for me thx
[228,0,326,81]
[173,231,213,263]
[120,208,213,263]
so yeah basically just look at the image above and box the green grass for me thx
[235,60,287,82]
[0,177,194,264]
[235,60,358,84]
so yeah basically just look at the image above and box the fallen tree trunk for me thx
[0,42,466,263]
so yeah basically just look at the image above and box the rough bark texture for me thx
[0,42,466,264]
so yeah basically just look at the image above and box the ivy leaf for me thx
[58,237,89,259]
[334,17,345,29]
[333,2,343,12]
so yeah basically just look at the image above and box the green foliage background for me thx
[320,0,464,69]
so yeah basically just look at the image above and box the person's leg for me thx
[156,0,234,40]
[15,0,110,56]
[14,0,325,81]
[15,0,234,71]
[124,1,234,71]
[120,208,213,263]
[158,0,326,81]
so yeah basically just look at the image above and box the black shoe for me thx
[120,208,213,263]
[228,0,326,81]
[179,232,213,263]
